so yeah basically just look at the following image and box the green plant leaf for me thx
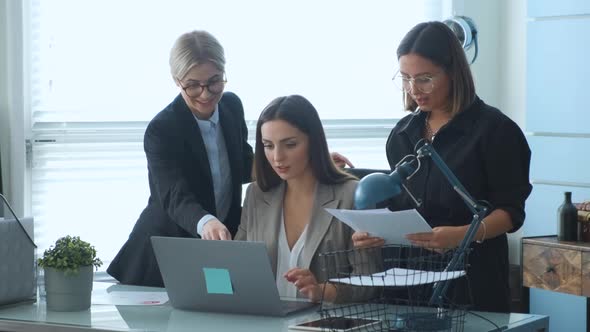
[37,235,103,274]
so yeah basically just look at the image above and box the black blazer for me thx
[107,92,253,287]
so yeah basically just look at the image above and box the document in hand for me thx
[325,208,432,245]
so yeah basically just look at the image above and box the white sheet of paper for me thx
[329,268,466,287]
[325,208,432,245]
[91,291,169,306]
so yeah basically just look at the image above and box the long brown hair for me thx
[254,95,355,191]
[397,21,475,116]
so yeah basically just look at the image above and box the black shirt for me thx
[385,96,532,312]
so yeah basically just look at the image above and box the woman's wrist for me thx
[318,283,337,302]
[475,220,487,243]
[463,221,486,244]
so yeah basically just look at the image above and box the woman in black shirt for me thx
[352,21,532,312]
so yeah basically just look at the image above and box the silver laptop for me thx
[151,236,317,317]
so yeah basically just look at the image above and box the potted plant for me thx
[37,235,102,311]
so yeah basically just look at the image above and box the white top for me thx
[275,209,308,299]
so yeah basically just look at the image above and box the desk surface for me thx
[0,282,548,332]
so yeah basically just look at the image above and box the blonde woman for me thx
[108,31,253,287]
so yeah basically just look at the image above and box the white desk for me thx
[0,282,548,332]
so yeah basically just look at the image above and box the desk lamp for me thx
[354,139,488,306]
[443,16,478,64]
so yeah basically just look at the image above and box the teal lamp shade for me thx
[354,162,415,209]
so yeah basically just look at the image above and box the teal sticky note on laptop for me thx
[203,268,234,295]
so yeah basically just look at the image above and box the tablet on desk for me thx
[289,317,381,331]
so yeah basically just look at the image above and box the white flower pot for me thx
[44,265,93,311]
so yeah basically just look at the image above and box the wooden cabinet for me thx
[522,236,590,296]
[522,236,590,331]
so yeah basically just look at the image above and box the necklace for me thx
[424,112,438,142]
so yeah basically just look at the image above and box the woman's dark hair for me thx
[254,95,355,191]
[397,21,475,116]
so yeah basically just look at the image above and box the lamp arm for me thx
[414,143,489,306]
[428,209,487,306]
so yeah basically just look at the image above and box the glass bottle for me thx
[558,191,578,241]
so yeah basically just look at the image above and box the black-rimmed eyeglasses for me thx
[178,75,227,98]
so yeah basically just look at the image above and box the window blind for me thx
[28,0,443,268]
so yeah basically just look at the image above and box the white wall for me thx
[0,1,9,197]
[0,0,12,202]
[498,0,527,127]
[455,0,527,127]
[455,1,502,114]
[0,0,28,216]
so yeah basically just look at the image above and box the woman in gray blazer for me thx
[235,95,375,303]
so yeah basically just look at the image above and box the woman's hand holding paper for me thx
[351,231,386,248]
[406,226,466,249]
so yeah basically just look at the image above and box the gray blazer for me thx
[235,179,378,302]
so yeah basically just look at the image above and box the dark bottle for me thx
[558,191,578,241]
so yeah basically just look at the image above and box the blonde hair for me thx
[169,30,225,81]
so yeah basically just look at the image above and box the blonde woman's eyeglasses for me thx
[178,74,227,98]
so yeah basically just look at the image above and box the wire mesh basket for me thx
[318,244,472,332]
